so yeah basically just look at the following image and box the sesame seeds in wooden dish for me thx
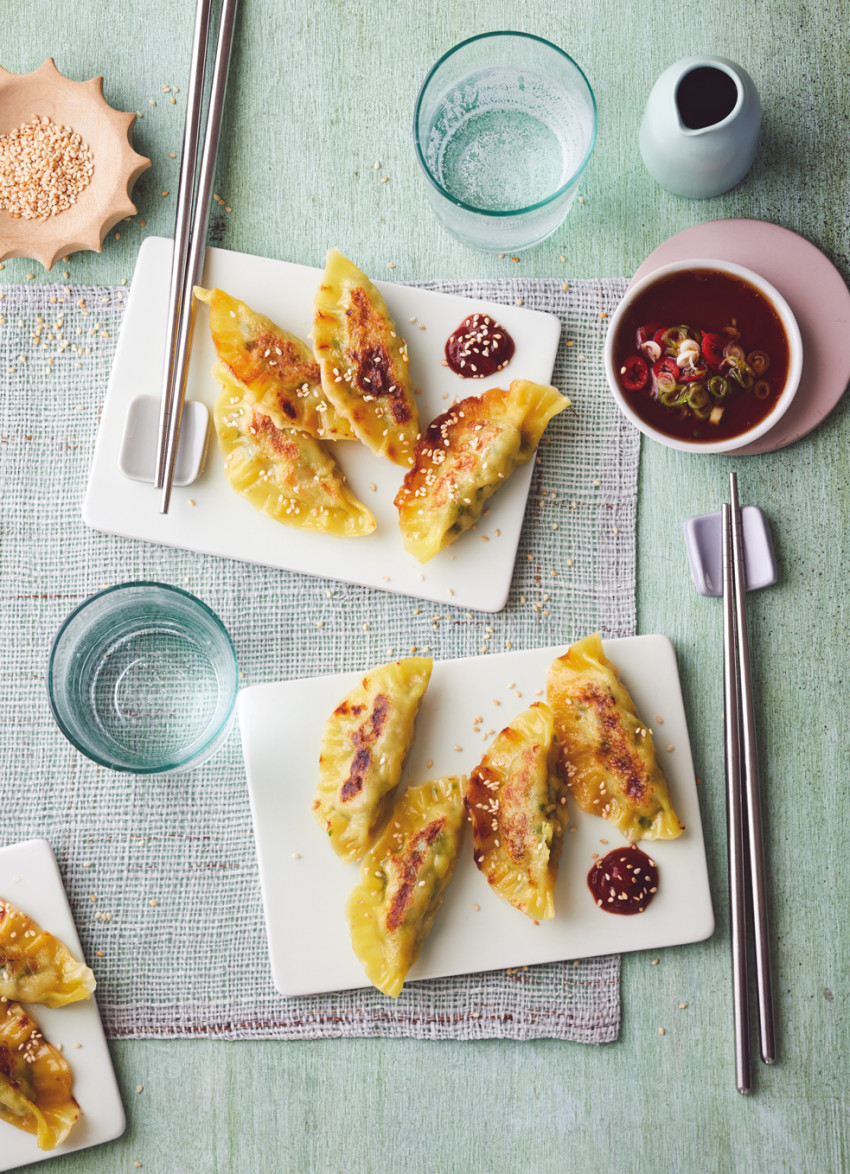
[0,58,151,269]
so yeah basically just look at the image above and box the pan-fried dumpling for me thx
[394,379,569,563]
[213,364,376,537]
[313,657,433,861]
[346,776,466,997]
[311,248,419,466]
[0,899,95,1007]
[195,286,352,439]
[466,703,566,920]
[547,633,684,841]
[0,1001,79,1150]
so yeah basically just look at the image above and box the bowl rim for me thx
[46,580,238,774]
[603,257,803,454]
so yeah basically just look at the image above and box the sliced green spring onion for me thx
[729,363,754,390]
[686,385,712,419]
[661,326,696,352]
[657,384,689,407]
[708,375,732,400]
[748,349,770,374]
[754,379,771,399]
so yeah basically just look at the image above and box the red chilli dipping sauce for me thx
[613,268,790,444]
[587,843,659,915]
[444,313,515,378]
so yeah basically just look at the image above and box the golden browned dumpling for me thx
[0,898,96,1007]
[466,703,566,920]
[394,379,569,562]
[311,248,419,466]
[547,633,684,841]
[346,776,467,997]
[195,286,352,439]
[213,364,376,537]
[313,657,433,861]
[0,1001,79,1150]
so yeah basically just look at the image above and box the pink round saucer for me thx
[630,219,850,455]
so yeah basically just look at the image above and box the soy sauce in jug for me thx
[676,66,739,130]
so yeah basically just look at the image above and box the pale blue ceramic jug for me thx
[639,56,761,198]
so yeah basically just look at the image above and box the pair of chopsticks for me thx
[722,471,776,1094]
[154,0,239,513]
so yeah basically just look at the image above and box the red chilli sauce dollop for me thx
[587,843,659,915]
[444,313,515,378]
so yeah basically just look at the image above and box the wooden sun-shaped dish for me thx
[0,58,151,269]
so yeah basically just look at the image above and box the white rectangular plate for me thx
[238,636,714,998]
[0,840,125,1171]
[84,238,562,612]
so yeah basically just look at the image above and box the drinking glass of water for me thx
[48,582,238,774]
[414,31,597,253]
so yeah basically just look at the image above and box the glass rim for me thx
[413,30,598,219]
[46,580,239,774]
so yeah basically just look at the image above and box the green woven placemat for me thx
[0,275,634,1041]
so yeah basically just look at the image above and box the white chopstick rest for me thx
[121,395,209,487]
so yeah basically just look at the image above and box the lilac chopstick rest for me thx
[684,505,777,597]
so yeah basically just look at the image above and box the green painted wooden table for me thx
[2,0,848,1170]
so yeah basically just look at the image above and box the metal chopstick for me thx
[159,0,240,514]
[722,501,751,1095]
[154,0,213,490]
[730,472,776,1065]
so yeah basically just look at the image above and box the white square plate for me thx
[0,839,125,1171]
[83,238,562,612]
[238,636,714,998]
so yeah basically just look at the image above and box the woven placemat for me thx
[0,275,634,1041]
